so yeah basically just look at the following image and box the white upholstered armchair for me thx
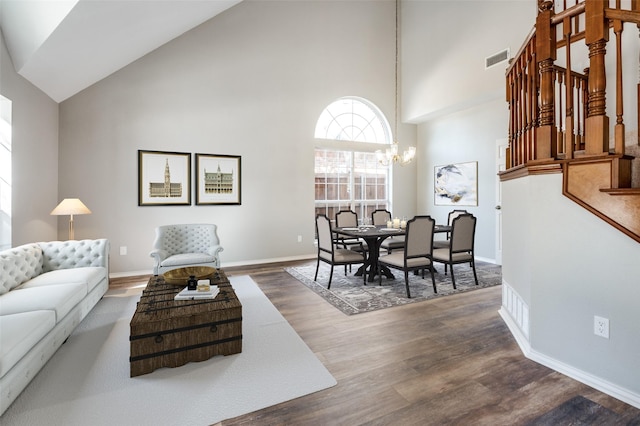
[150,224,223,275]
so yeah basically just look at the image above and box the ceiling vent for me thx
[485,49,510,69]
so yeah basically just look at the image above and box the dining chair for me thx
[314,214,366,288]
[335,210,367,252]
[433,209,468,249]
[432,213,478,288]
[371,209,405,253]
[377,215,437,298]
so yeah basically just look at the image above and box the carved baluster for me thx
[614,17,625,156]
[507,70,515,167]
[564,16,575,159]
[517,63,524,165]
[584,0,610,155]
[557,70,564,156]
[528,45,537,163]
[536,0,557,161]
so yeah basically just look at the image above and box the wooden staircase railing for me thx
[502,0,640,243]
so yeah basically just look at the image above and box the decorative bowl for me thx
[163,266,216,285]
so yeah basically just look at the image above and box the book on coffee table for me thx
[174,285,219,300]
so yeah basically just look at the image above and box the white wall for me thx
[0,31,59,246]
[502,173,640,404]
[57,0,417,274]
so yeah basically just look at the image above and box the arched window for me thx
[314,97,392,222]
[314,96,391,144]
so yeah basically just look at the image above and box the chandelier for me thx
[377,0,416,166]
[377,142,416,166]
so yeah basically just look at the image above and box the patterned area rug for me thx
[285,260,502,315]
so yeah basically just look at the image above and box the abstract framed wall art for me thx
[434,161,478,206]
[195,153,242,205]
[138,150,191,206]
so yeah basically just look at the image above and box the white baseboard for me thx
[500,283,640,410]
[475,255,497,264]
[109,254,316,279]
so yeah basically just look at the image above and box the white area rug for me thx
[1,275,336,425]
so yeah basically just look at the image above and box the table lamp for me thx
[50,198,92,240]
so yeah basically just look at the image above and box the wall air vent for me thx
[485,49,510,69]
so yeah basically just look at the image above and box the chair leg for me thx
[471,259,479,285]
[328,264,334,289]
[314,258,320,281]
[450,264,457,289]
[429,265,437,293]
[404,270,411,298]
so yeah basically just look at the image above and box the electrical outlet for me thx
[119,246,127,256]
[297,235,303,243]
[594,316,609,339]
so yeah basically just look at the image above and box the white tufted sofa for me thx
[150,224,223,275]
[0,239,109,416]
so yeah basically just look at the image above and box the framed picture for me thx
[195,153,242,205]
[434,161,478,206]
[138,150,191,206]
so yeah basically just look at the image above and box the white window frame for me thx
[314,97,393,223]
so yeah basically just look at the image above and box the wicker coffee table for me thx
[129,269,242,377]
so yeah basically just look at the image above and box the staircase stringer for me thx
[562,156,640,243]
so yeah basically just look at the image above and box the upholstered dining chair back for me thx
[373,209,405,253]
[316,215,334,259]
[335,210,358,227]
[433,209,469,249]
[449,214,476,253]
[371,209,392,226]
[432,213,478,288]
[314,214,365,288]
[405,215,435,258]
[150,224,223,275]
[448,209,469,226]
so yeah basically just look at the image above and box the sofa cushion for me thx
[160,253,216,267]
[0,283,86,321]
[0,244,44,295]
[0,310,56,377]
[39,239,109,272]
[17,267,107,294]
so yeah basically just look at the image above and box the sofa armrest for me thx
[150,249,169,275]
[206,245,224,258]
[149,249,168,263]
[39,239,109,272]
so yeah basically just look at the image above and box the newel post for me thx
[584,0,610,155]
[536,0,557,161]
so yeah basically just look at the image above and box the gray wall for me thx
[57,0,417,274]
[1,31,59,246]
[503,174,640,401]
[416,98,507,262]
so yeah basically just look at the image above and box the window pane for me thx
[316,148,389,222]
[314,97,391,144]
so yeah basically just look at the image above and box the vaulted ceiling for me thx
[0,0,242,103]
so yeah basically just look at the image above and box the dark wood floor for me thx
[111,261,640,425]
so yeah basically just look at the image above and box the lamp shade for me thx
[50,198,92,216]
